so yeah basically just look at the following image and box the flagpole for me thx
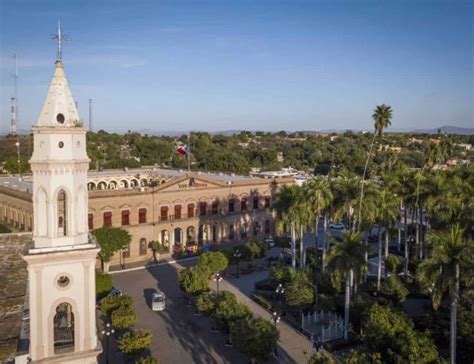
[187,133,191,172]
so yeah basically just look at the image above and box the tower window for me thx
[56,113,65,124]
[57,275,71,288]
[54,303,74,354]
[58,141,64,148]
[57,190,67,236]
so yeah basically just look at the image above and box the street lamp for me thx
[272,311,280,356]
[275,283,285,314]
[233,249,242,278]
[121,247,129,269]
[15,141,21,178]
[213,272,223,293]
[101,323,115,364]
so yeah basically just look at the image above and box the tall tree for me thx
[326,232,366,340]
[417,225,474,364]
[304,176,333,253]
[374,187,399,290]
[273,184,301,269]
[92,227,131,273]
[357,104,393,229]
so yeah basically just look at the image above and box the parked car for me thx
[329,222,345,230]
[152,290,166,312]
[110,287,123,297]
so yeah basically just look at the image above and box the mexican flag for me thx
[176,144,188,156]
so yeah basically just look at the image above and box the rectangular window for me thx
[88,213,94,230]
[200,202,207,217]
[138,208,147,224]
[160,207,168,221]
[174,205,182,219]
[241,198,247,211]
[121,210,130,226]
[264,196,271,208]
[212,201,218,215]
[188,204,195,218]
[228,199,235,213]
[229,224,235,240]
[253,196,259,209]
[103,211,112,227]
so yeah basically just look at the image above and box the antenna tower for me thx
[10,53,18,136]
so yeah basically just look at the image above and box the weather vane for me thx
[50,21,70,61]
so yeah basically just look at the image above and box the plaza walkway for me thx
[211,271,314,364]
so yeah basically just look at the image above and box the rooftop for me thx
[0,167,268,194]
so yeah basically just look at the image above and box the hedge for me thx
[96,272,112,298]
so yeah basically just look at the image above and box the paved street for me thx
[112,260,248,364]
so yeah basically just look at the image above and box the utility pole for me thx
[89,99,93,131]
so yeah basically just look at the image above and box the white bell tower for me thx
[23,22,101,363]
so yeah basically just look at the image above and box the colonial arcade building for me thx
[1,169,292,267]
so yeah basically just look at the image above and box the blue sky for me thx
[0,0,472,133]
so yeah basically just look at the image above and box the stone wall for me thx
[0,233,32,362]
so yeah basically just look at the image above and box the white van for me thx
[152,290,166,312]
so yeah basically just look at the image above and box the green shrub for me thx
[381,276,409,303]
[284,270,314,308]
[308,350,336,364]
[100,295,133,317]
[230,316,279,362]
[240,239,266,260]
[385,255,402,274]
[178,266,210,295]
[196,291,219,315]
[198,251,228,274]
[111,304,137,329]
[269,264,296,285]
[362,304,439,363]
[118,329,152,356]
[251,293,273,311]
[96,272,112,298]
[211,293,251,333]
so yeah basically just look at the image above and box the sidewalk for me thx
[215,277,313,364]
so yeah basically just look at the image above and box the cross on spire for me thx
[51,21,70,61]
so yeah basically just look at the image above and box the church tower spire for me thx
[24,23,101,363]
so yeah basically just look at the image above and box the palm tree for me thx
[273,184,301,269]
[333,172,360,232]
[304,176,334,270]
[326,232,366,340]
[374,187,399,290]
[296,190,312,269]
[417,225,474,364]
[304,176,333,247]
[357,104,393,229]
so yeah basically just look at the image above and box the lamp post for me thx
[275,283,285,314]
[15,141,21,178]
[101,323,115,364]
[233,249,242,278]
[213,272,223,293]
[121,247,128,269]
[272,311,280,356]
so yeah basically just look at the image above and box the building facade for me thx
[1,170,292,266]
